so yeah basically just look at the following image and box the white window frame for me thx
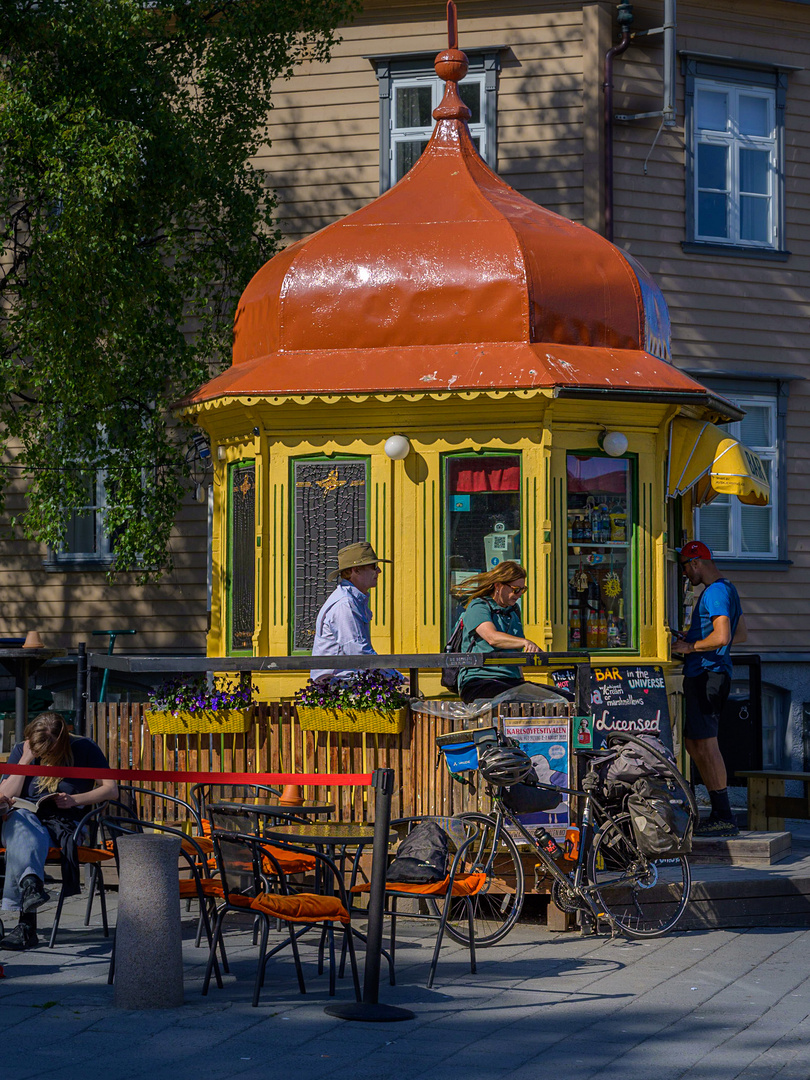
[52,469,114,565]
[695,393,779,560]
[693,78,778,249]
[389,74,487,187]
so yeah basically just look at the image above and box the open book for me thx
[9,791,58,814]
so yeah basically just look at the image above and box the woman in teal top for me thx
[453,561,543,704]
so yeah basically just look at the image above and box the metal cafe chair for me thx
[203,820,361,1007]
[350,815,485,988]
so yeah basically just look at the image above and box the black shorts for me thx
[683,671,731,741]
[459,677,524,704]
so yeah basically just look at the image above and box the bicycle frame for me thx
[474,780,635,930]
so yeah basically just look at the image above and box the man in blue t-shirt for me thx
[671,541,747,837]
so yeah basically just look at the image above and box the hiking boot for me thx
[19,875,50,914]
[695,817,739,838]
[0,921,39,951]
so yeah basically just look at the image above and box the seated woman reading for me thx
[453,560,546,705]
[0,712,118,951]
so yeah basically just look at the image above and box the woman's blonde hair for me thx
[24,711,73,794]
[450,560,528,606]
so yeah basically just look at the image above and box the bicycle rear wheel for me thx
[427,812,525,946]
[587,812,691,938]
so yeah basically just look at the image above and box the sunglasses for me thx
[679,558,697,569]
[507,582,528,594]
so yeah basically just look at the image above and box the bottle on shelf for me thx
[581,512,591,542]
[607,612,620,647]
[569,606,581,648]
[587,606,599,647]
[567,516,573,543]
[598,608,608,648]
[617,599,628,647]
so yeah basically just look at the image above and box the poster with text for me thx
[502,720,570,841]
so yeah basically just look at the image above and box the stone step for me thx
[688,830,792,865]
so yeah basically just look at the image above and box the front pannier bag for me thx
[501,780,562,815]
[626,777,694,857]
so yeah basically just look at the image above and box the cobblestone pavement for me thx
[1,893,808,1080]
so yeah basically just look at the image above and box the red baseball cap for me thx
[678,540,712,562]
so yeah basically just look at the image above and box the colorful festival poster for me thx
[502,720,570,840]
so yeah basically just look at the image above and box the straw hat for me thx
[327,541,391,581]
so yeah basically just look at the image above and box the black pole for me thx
[574,662,592,720]
[75,642,87,736]
[14,660,28,744]
[324,768,414,1022]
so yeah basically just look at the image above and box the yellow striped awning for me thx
[667,418,770,507]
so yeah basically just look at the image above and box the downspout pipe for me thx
[603,2,634,242]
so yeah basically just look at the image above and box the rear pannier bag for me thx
[626,776,694,857]
[386,820,449,884]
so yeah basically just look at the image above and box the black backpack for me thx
[386,820,449,884]
[440,616,465,692]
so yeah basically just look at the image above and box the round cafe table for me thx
[209,799,335,823]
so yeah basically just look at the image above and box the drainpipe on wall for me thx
[603,1,634,242]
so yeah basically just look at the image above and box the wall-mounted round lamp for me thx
[599,430,629,458]
[384,434,411,460]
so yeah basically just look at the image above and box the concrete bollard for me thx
[114,834,184,1009]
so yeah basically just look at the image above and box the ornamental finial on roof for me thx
[433,1,471,121]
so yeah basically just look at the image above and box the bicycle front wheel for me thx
[427,812,525,946]
[587,812,691,938]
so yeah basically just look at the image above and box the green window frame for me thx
[227,460,256,656]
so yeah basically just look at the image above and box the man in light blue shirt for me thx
[311,542,398,682]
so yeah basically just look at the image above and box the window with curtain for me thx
[444,453,520,632]
[696,395,779,559]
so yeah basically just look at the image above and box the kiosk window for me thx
[566,454,632,651]
[445,454,521,630]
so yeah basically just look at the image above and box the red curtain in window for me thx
[449,458,520,493]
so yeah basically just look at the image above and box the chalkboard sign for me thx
[551,665,672,750]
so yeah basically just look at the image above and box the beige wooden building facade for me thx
[1,0,808,769]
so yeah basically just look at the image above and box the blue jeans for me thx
[1,809,51,912]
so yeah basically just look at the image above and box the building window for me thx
[444,453,521,633]
[684,59,788,255]
[291,457,368,652]
[374,51,500,192]
[566,455,633,652]
[227,461,256,654]
[51,472,114,566]
[696,394,780,559]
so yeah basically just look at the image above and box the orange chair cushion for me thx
[179,878,224,899]
[351,872,487,897]
[230,891,350,925]
[261,845,317,876]
[181,836,215,856]
[45,846,114,864]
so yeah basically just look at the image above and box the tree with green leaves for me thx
[0,0,358,579]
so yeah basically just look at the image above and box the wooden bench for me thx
[736,770,810,831]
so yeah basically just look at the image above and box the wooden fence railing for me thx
[88,701,572,825]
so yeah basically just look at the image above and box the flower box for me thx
[296,704,408,734]
[144,707,255,735]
